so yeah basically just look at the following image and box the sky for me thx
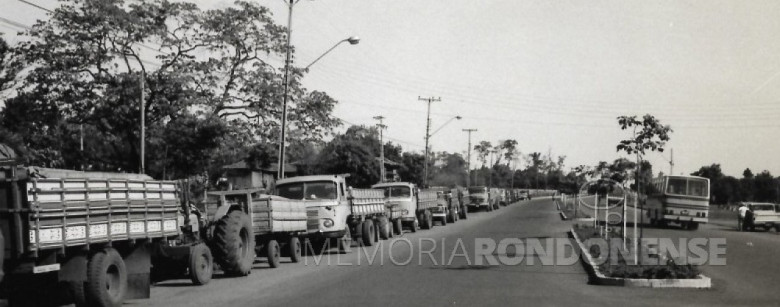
[3,0,780,178]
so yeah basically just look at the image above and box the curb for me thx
[569,228,711,288]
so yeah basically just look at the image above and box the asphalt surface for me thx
[135,197,780,307]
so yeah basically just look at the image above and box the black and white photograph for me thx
[1,0,779,306]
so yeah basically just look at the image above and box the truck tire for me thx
[338,230,353,254]
[211,210,255,276]
[422,211,433,230]
[86,248,127,307]
[440,213,448,226]
[393,219,404,236]
[410,219,418,233]
[289,237,302,263]
[265,240,281,268]
[460,205,468,220]
[378,216,390,240]
[362,219,376,246]
[487,204,493,212]
[189,243,213,286]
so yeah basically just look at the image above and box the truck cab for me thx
[372,182,417,227]
[275,175,351,239]
[467,186,492,211]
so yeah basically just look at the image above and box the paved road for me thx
[571,196,780,306]
[136,198,780,307]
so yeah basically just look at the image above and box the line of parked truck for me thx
[0,163,539,307]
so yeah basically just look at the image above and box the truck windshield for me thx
[378,186,411,198]
[276,181,338,200]
[468,187,487,194]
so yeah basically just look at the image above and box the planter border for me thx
[569,228,711,288]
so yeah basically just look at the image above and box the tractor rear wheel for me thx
[211,210,255,276]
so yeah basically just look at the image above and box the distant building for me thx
[222,161,298,190]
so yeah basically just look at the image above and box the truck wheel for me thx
[266,240,281,268]
[410,219,418,233]
[189,243,213,286]
[338,230,353,254]
[86,248,127,307]
[289,237,302,263]
[393,219,403,236]
[460,205,468,220]
[687,222,699,231]
[378,217,390,240]
[440,213,448,226]
[422,211,433,230]
[362,220,376,246]
[211,210,255,276]
[487,204,493,212]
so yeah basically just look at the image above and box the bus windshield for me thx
[666,178,708,198]
[276,181,338,200]
[377,186,411,198]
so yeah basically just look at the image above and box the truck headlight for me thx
[323,218,335,228]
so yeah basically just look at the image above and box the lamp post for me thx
[462,128,477,187]
[423,115,462,186]
[305,36,360,69]
[374,115,386,182]
[275,6,360,178]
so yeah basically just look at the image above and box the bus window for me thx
[687,179,708,197]
[667,178,686,195]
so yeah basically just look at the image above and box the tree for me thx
[616,114,672,191]
[315,125,380,188]
[0,34,21,93]
[473,141,492,168]
[500,139,519,167]
[3,0,341,179]
[430,152,468,187]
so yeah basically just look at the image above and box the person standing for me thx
[738,203,748,231]
[744,204,755,231]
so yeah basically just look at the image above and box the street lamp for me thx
[305,36,360,69]
[276,16,360,178]
[424,115,462,186]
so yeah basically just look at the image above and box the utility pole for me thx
[670,148,674,175]
[139,73,145,174]
[277,0,297,179]
[419,96,441,187]
[462,129,477,187]
[374,116,387,182]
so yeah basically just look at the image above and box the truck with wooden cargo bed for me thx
[274,175,396,253]
[371,182,440,232]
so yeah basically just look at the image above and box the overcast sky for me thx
[3,0,780,178]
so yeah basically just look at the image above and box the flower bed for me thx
[572,225,701,280]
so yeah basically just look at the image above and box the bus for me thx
[645,175,710,230]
